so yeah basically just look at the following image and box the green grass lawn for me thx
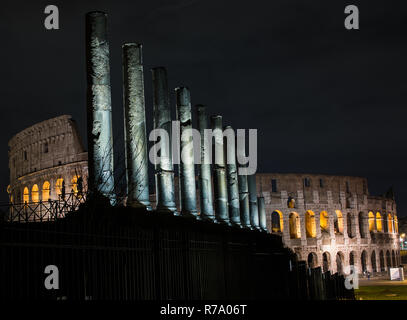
[355,286,407,300]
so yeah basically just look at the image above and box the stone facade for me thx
[256,173,400,275]
[7,115,88,205]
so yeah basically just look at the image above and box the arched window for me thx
[42,181,50,201]
[23,187,29,204]
[347,213,354,238]
[368,211,375,231]
[320,211,329,233]
[71,175,80,195]
[376,212,383,232]
[386,251,391,269]
[322,252,331,273]
[379,251,385,271]
[358,212,367,238]
[56,178,64,196]
[334,210,344,234]
[387,214,393,233]
[271,210,283,233]
[394,215,399,233]
[392,250,396,267]
[31,184,39,203]
[371,251,377,273]
[361,250,367,273]
[305,210,316,238]
[289,212,301,239]
[336,252,344,275]
[307,252,318,269]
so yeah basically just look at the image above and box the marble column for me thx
[258,196,267,232]
[247,174,260,229]
[85,11,115,204]
[211,115,229,224]
[238,168,251,228]
[175,87,198,217]
[224,126,240,226]
[122,43,151,210]
[196,105,215,220]
[151,67,177,213]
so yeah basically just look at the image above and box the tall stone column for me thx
[211,115,229,224]
[247,174,259,229]
[176,87,198,217]
[238,169,251,228]
[85,11,115,204]
[258,196,267,231]
[196,105,215,220]
[224,126,240,226]
[122,43,151,210]
[151,67,177,213]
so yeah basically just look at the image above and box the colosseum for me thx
[7,115,88,221]
[6,116,400,276]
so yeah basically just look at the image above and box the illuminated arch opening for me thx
[305,210,316,238]
[56,178,64,197]
[31,184,39,203]
[371,251,377,273]
[320,211,329,233]
[71,175,81,195]
[42,181,50,201]
[368,211,375,231]
[289,212,301,239]
[376,212,383,232]
[387,214,393,233]
[307,252,318,269]
[334,210,343,234]
[23,187,29,204]
[271,210,283,233]
[394,215,399,233]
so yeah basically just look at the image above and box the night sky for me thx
[1,0,407,215]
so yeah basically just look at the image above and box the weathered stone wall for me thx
[8,115,88,203]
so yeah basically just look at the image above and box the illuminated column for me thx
[238,168,251,228]
[258,196,267,232]
[176,87,198,217]
[224,126,240,226]
[211,115,229,224]
[196,105,215,220]
[247,174,260,229]
[122,43,151,209]
[85,11,115,203]
[151,67,177,213]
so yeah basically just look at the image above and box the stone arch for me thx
[371,251,377,273]
[358,212,367,238]
[42,181,50,201]
[305,210,316,238]
[56,178,64,197]
[379,250,385,272]
[307,252,318,269]
[334,210,344,234]
[349,251,356,267]
[23,187,29,204]
[322,252,331,273]
[394,215,399,233]
[271,210,283,233]
[320,211,329,233]
[347,212,355,238]
[31,184,39,203]
[361,250,367,273]
[289,212,301,239]
[392,250,396,267]
[376,212,383,232]
[387,213,393,233]
[336,252,344,275]
[368,211,375,232]
[386,250,391,269]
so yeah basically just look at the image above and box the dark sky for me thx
[2,0,407,214]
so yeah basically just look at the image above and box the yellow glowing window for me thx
[320,211,329,232]
[71,175,80,195]
[306,210,316,238]
[376,212,383,232]
[335,210,344,234]
[56,178,64,196]
[394,216,399,233]
[42,181,50,201]
[289,212,301,239]
[368,211,375,231]
[31,184,39,203]
[271,210,284,233]
[23,187,29,204]
[388,214,393,233]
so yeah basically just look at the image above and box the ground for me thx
[355,279,407,300]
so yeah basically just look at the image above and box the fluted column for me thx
[211,115,229,224]
[85,11,115,204]
[248,174,260,229]
[224,126,240,226]
[258,196,267,232]
[238,168,251,228]
[151,67,177,213]
[176,87,198,217]
[196,105,215,220]
[122,43,151,209]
